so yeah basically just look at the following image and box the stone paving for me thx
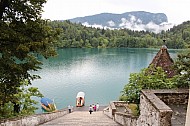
[170,104,187,126]
[40,111,121,126]
[39,104,188,126]
[73,106,107,111]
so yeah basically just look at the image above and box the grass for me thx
[128,103,139,116]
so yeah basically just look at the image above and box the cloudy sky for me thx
[42,0,190,25]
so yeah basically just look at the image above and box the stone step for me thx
[40,111,120,126]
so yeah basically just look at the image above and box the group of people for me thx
[68,103,100,114]
[89,103,99,114]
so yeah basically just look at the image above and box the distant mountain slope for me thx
[67,11,170,33]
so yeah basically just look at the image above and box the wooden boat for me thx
[41,97,56,112]
[76,92,85,107]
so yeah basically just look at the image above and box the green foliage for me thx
[120,49,190,106]
[48,20,190,49]
[128,104,139,116]
[0,102,14,119]
[120,66,178,104]
[0,0,59,118]
[16,84,43,115]
[174,49,190,87]
[0,80,43,119]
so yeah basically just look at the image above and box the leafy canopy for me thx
[120,48,190,104]
[174,49,190,87]
[120,66,178,104]
[0,0,60,118]
[48,20,190,49]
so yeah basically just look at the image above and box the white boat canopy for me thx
[76,92,85,98]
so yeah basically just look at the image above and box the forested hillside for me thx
[49,20,190,49]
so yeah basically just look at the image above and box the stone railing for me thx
[137,89,189,126]
[137,90,173,126]
[103,101,116,118]
[103,101,138,126]
[114,112,138,126]
[154,89,189,105]
[0,109,68,126]
[105,89,189,126]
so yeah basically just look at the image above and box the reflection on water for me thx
[32,48,180,113]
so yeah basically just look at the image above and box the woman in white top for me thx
[96,103,99,111]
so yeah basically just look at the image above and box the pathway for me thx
[40,111,120,126]
[170,104,187,126]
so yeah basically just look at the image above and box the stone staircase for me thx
[40,111,121,126]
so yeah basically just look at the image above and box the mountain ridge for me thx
[66,11,170,33]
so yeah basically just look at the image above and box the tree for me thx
[91,37,99,48]
[0,0,60,118]
[174,49,190,88]
[120,66,178,104]
[49,20,190,49]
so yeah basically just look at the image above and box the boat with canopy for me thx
[76,92,85,107]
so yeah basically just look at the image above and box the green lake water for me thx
[32,48,180,113]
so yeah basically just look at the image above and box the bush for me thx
[120,66,178,104]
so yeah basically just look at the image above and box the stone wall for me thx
[0,109,68,126]
[103,101,138,126]
[137,89,189,126]
[185,89,190,126]
[154,89,189,105]
[104,89,189,126]
[103,101,116,119]
[137,90,173,126]
[114,112,138,126]
[103,107,112,118]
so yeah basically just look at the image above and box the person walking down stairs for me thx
[89,105,93,114]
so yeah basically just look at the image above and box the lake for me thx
[32,48,180,113]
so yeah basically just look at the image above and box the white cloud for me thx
[118,16,173,33]
[82,22,90,27]
[137,19,142,24]
[119,18,132,28]
[145,22,161,33]
[129,14,136,23]
[82,14,174,33]
[107,20,115,27]
[82,22,115,30]
[82,22,104,29]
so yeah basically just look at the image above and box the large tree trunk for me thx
[13,102,20,113]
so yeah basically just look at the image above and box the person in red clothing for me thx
[93,105,96,111]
